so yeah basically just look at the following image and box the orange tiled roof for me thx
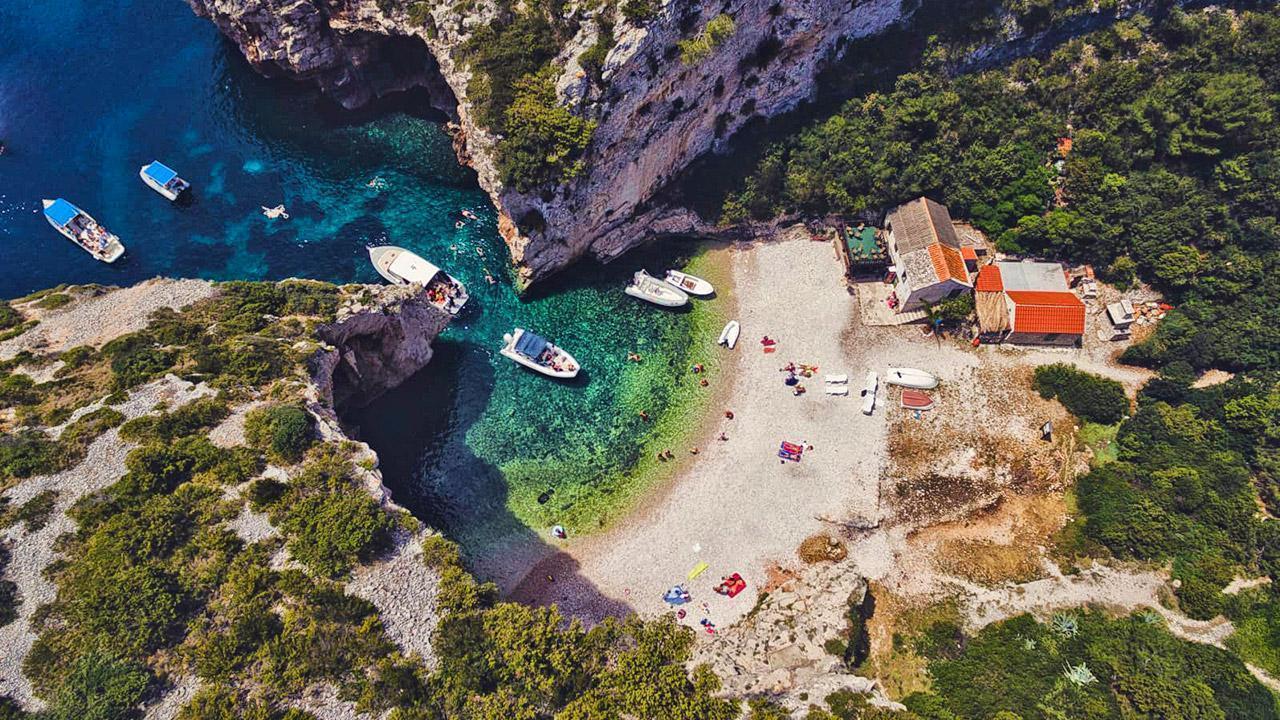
[974,264,1003,292]
[961,246,978,261]
[927,244,969,284]
[1006,291,1085,335]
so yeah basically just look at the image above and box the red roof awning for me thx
[1006,291,1085,334]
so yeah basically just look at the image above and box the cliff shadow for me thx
[345,339,633,622]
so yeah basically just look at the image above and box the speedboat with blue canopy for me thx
[139,161,190,201]
[368,245,469,315]
[41,199,125,263]
[500,327,579,379]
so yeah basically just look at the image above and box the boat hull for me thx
[139,166,184,201]
[718,320,741,349]
[368,245,469,315]
[884,367,939,390]
[42,199,125,263]
[626,271,689,307]
[500,329,580,379]
[901,389,934,411]
[665,270,714,296]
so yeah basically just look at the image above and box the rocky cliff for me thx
[186,0,907,286]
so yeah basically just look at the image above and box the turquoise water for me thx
[0,0,720,550]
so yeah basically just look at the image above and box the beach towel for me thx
[781,442,804,455]
[688,562,709,580]
[778,450,801,462]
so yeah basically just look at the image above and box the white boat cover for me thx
[389,252,441,285]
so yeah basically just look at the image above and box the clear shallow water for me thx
[0,0,721,550]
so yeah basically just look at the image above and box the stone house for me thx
[974,261,1086,346]
[884,198,972,312]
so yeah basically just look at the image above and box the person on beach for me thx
[699,379,709,387]
[794,385,806,396]
[690,447,700,455]
[718,432,728,441]
[724,410,734,419]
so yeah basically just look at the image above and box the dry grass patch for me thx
[863,587,961,700]
[797,533,847,564]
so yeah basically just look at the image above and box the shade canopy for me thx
[143,161,178,185]
[514,331,549,359]
[44,198,79,227]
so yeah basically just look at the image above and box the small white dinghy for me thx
[626,270,688,308]
[884,367,939,390]
[42,199,125,263]
[717,320,741,349]
[500,328,580,379]
[369,245,470,315]
[139,161,190,201]
[664,270,714,296]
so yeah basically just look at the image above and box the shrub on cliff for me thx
[102,332,175,390]
[464,9,558,131]
[244,404,314,464]
[119,396,229,443]
[497,70,596,191]
[45,650,151,720]
[678,14,736,65]
[1032,363,1128,425]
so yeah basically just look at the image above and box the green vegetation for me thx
[460,1,598,190]
[905,611,1278,719]
[243,403,314,464]
[2,489,58,532]
[253,447,394,578]
[497,69,597,191]
[0,543,17,627]
[725,8,1280,374]
[33,293,72,310]
[0,407,124,486]
[1077,375,1278,619]
[1032,364,1129,424]
[620,0,656,23]
[119,396,229,443]
[678,13,737,65]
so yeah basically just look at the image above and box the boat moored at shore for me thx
[500,328,580,379]
[625,270,688,308]
[368,245,469,315]
[41,198,125,263]
[665,269,714,296]
[139,161,190,201]
[884,367,939,390]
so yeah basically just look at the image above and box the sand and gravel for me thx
[514,239,901,626]
[0,278,216,360]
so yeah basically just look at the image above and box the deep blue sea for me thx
[0,0,724,561]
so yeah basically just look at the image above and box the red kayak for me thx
[901,389,934,411]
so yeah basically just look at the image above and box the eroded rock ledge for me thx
[186,0,907,286]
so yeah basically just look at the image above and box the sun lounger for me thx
[824,385,848,395]
[825,374,848,384]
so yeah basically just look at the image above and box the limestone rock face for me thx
[185,0,907,285]
[310,282,452,414]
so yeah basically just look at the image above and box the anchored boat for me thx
[884,367,939,390]
[368,245,469,315]
[139,161,190,201]
[500,328,580,379]
[664,269,714,296]
[625,270,688,307]
[41,198,125,263]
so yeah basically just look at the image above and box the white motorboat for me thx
[664,269,714,296]
[42,199,125,263]
[717,320,740,349]
[625,270,688,308]
[500,328,580,379]
[139,161,190,201]
[860,371,879,415]
[368,245,470,315]
[884,367,939,390]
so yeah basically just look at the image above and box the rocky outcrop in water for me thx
[310,282,452,414]
[186,0,907,286]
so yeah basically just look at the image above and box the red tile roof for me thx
[927,243,969,284]
[961,246,978,261]
[974,264,1003,293]
[1006,291,1085,335]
